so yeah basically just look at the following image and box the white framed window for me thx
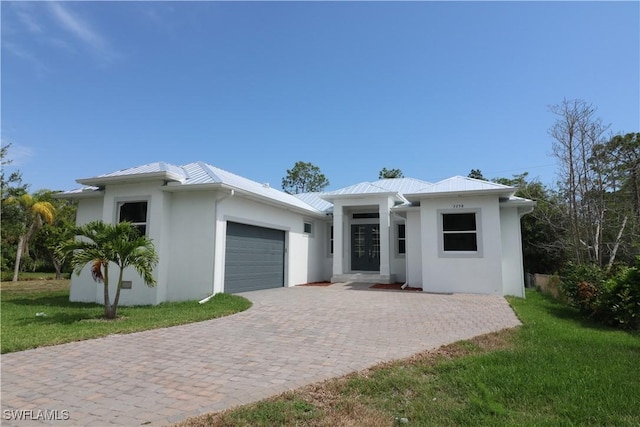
[328,225,334,255]
[304,221,313,235]
[118,201,148,235]
[396,223,406,256]
[438,210,482,258]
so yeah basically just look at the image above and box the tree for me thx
[549,98,610,264]
[4,193,55,281]
[31,191,77,279]
[468,169,486,180]
[57,221,158,319]
[494,173,567,273]
[1,143,25,199]
[281,161,329,194]
[1,143,28,273]
[378,168,404,179]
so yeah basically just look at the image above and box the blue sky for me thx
[2,1,638,193]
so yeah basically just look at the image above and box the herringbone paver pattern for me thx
[1,283,520,426]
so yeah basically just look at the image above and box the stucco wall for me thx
[69,197,104,303]
[405,209,422,287]
[500,206,525,297]
[419,195,504,295]
[165,191,217,301]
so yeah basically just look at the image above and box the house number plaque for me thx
[453,204,464,208]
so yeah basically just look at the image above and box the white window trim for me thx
[327,224,334,257]
[115,198,150,236]
[395,221,406,258]
[437,209,483,258]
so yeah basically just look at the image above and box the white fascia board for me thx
[77,171,185,186]
[404,188,515,201]
[53,188,104,199]
[321,192,404,203]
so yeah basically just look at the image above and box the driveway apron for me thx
[1,283,521,426]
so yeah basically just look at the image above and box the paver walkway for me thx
[1,283,521,426]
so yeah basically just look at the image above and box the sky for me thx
[2,1,639,194]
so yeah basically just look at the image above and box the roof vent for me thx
[263,183,270,188]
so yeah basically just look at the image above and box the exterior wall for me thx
[405,209,422,287]
[165,191,217,301]
[69,197,104,303]
[390,217,406,283]
[217,195,325,289]
[419,195,504,295]
[500,206,526,297]
[69,182,169,305]
[100,181,168,305]
[323,222,333,281]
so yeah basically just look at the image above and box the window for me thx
[329,225,334,255]
[442,213,477,252]
[304,222,313,234]
[397,223,406,255]
[119,201,148,235]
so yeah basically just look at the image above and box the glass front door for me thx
[351,224,380,271]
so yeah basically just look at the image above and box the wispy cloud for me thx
[2,41,47,76]
[0,138,35,167]
[48,2,119,63]
[16,10,43,34]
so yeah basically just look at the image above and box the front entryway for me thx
[351,224,380,271]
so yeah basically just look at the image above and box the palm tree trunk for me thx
[12,235,25,282]
[111,268,125,320]
[103,264,115,319]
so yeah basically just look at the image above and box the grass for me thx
[174,290,640,427]
[0,279,252,354]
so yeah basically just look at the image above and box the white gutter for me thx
[199,189,235,304]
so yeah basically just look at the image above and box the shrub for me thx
[559,259,640,330]
[559,263,606,309]
[597,260,640,330]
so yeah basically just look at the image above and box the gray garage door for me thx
[224,222,285,293]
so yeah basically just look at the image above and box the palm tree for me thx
[4,194,55,282]
[58,221,158,319]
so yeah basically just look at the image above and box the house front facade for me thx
[59,161,534,305]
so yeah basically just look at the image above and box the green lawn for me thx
[1,279,252,354]
[176,290,640,427]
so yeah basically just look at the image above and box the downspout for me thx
[199,189,235,304]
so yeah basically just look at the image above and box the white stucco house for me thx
[58,161,535,305]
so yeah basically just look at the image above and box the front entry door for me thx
[351,224,380,271]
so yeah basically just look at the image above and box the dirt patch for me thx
[370,283,422,291]
[298,282,333,287]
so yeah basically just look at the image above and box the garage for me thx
[224,221,285,293]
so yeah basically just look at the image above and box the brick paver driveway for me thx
[1,283,520,426]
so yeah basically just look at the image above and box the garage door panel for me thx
[224,222,285,293]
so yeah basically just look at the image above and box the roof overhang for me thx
[403,188,515,201]
[53,187,104,199]
[321,191,406,204]
[76,171,185,187]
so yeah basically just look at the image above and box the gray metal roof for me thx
[371,178,433,193]
[69,161,322,214]
[294,192,333,213]
[407,176,516,197]
[64,162,529,209]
